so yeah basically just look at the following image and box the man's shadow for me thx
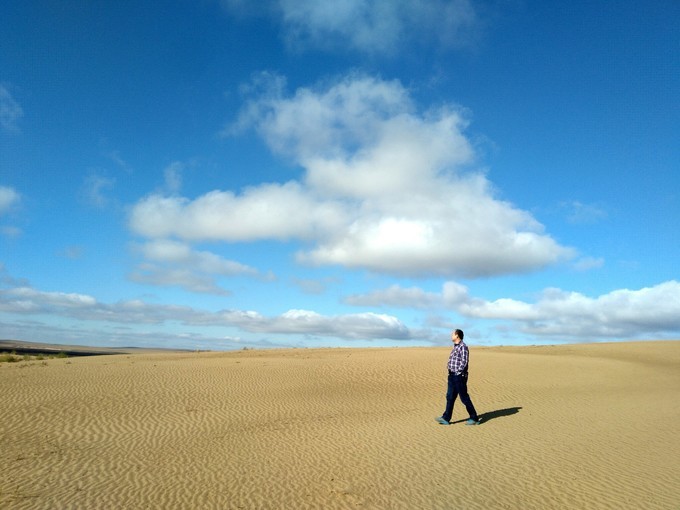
[452,407,522,424]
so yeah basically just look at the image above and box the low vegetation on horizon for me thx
[0,351,68,364]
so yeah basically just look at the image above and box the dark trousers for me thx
[443,372,478,422]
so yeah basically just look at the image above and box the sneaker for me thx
[465,418,481,426]
[435,416,450,425]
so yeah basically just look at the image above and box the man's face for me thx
[451,332,459,344]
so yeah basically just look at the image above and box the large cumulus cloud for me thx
[130,74,574,278]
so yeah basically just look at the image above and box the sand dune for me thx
[1,341,678,509]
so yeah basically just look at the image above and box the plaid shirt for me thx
[447,340,469,375]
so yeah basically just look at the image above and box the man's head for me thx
[452,329,464,344]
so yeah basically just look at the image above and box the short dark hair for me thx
[455,329,464,340]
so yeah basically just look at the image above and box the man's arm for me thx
[459,343,469,373]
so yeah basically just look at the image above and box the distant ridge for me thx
[0,339,192,357]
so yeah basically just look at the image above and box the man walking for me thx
[435,329,481,426]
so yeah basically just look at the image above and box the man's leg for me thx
[442,373,459,422]
[455,374,479,422]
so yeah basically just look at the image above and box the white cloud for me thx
[345,281,470,310]
[133,75,574,277]
[1,286,97,313]
[346,280,680,340]
[130,181,348,242]
[224,0,479,55]
[515,282,680,338]
[138,239,257,276]
[279,0,402,53]
[229,73,416,162]
[0,85,24,133]
[129,239,261,295]
[0,281,412,340]
[345,284,441,309]
[0,318,251,352]
[217,308,412,339]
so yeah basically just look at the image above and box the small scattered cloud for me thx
[58,246,85,260]
[0,84,24,133]
[0,264,29,287]
[81,172,116,208]
[130,265,233,296]
[0,186,21,215]
[572,256,604,271]
[561,200,608,224]
[0,185,22,237]
[0,226,22,238]
[291,276,340,294]
[107,150,133,174]
[163,161,183,194]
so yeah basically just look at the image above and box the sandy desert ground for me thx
[1,340,678,509]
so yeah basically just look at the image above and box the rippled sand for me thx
[1,341,678,509]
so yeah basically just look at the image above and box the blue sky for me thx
[1,0,678,350]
